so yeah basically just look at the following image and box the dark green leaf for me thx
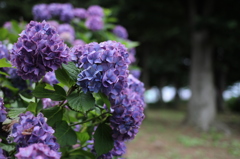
[94,123,114,157]
[0,58,12,67]
[0,71,9,76]
[93,92,111,110]
[8,108,26,119]
[32,83,66,101]
[26,102,37,115]
[62,62,80,82]
[67,91,95,113]
[70,149,95,159]
[55,67,75,87]
[54,121,77,146]
[2,80,19,92]
[41,106,64,127]
[0,143,15,152]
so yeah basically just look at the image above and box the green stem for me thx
[70,112,109,126]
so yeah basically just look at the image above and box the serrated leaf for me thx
[94,123,114,157]
[76,131,90,145]
[41,106,64,127]
[55,67,75,87]
[8,108,26,119]
[32,83,66,101]
[54,121,77,146]
[0,58,12,67]
[67,91,95,113]
[0,143,15,152]
[62,62,80,82]
[26,102,37,115]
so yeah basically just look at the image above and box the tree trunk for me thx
[187,30,216,131]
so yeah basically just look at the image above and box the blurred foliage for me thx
[225,97,240,113]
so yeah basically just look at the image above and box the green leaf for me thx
[19,94,35,103]
[0,71,9,76]
[2,80,19,92]
[54,121,77,146]
[41,106,64,127]
[8,108,26,119]
[93,92,111,110]
[0,58,12,67]
[26,102,37,115]
[69,149,95,159]
[62,62,80,82]
[32,83,66,101]
[0,28,8,40]
[94,123,114,157]
[0,143,15,152]
[55,67,75,87]
[76,131,90,145]
[44,84,55,91]
[67,91,95,113]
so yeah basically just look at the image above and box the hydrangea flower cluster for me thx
[42,71,59,86]
[42,98,60,109]
[71,40,130,95]
[113,25,128,39]
[57,24,75,44]
[0,41,10,60]
[3,21,12,31]
[32,4,51,21]
[11,20,69,82]
[0,98,7,122]
[15,143,61,159]
[85,5,104,31]
[74,8,87,19]
[130,69,141,79]
[8,111,60,153]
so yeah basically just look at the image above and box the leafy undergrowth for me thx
[124,108,240,159]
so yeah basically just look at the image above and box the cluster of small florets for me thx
[85,5,104,31]
[0,98,7,123]
[113,25,128,39]
[71,40,130,95]
[57,24,75,44]
[15,143,61,159]
[10,20,69,82]
[8,111,60,153]
[0,41,10,60]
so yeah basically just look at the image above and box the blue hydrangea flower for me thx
[48,3,62,17]
[0,41,10,60]
[129,69,141,79]
[32,4,52,21]
[59,3,74,23]
[73,39,85,46]
[71,41,130,96]
[46,20,59,29]
[113,25,128,39]
[87,5,104,17]
[11,20,69,82]
[0,98,7,123]
[74,8,87,19]
[85,16,104,31]
[57,24,75,43]
[128,47,136,64]
[15,143,61,159]
[8,111,60,152]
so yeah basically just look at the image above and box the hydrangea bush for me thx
[0,3,144,159]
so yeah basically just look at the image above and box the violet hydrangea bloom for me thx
[0,98,7,122]
[48,3,62,17]
[85,16,104,31]
[11,20,69,82]
[87,5,104,17]
[46,20,59,29]
[15,143,61,159]
[128,47,136,64]
[42,71,59,86]
[97,141,126,159]
[0,41,10,60]
[42,98,60,109]
[71,41,130,95]
[129,69,141,79]
[32,4,51,21]
[74,8,87,19]
[73,39,85,46]
[113,25,128,39]
[57,24,75,43]
[8,111,60,152]
[59,3,74,23]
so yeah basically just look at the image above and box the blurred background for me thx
[1,0,240,158]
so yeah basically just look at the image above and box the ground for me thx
[124,108,240,159]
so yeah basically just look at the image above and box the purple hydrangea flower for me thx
[48,3,62,17]
[73,39,85,46]
[15,143,61,159]
[3,21,12,32]
[42,71,59,86]
[0,41,10,60]
[0,98,7,122]
[59,3,74,23]
[87,5,104,17]
[0,139,7,159]
[98,141,126,159]
[113,25,128,39]
[128,47,136,64]
[85,16,104,31]
[11,20,69,82]
[8,111,60,152]
[74,8,87,19]
[46,20,59,29]
[57,24,75,43]
[71,41,130,95]
[42,98,60,109]
[32,4,52,21]
[129,69,141,79]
